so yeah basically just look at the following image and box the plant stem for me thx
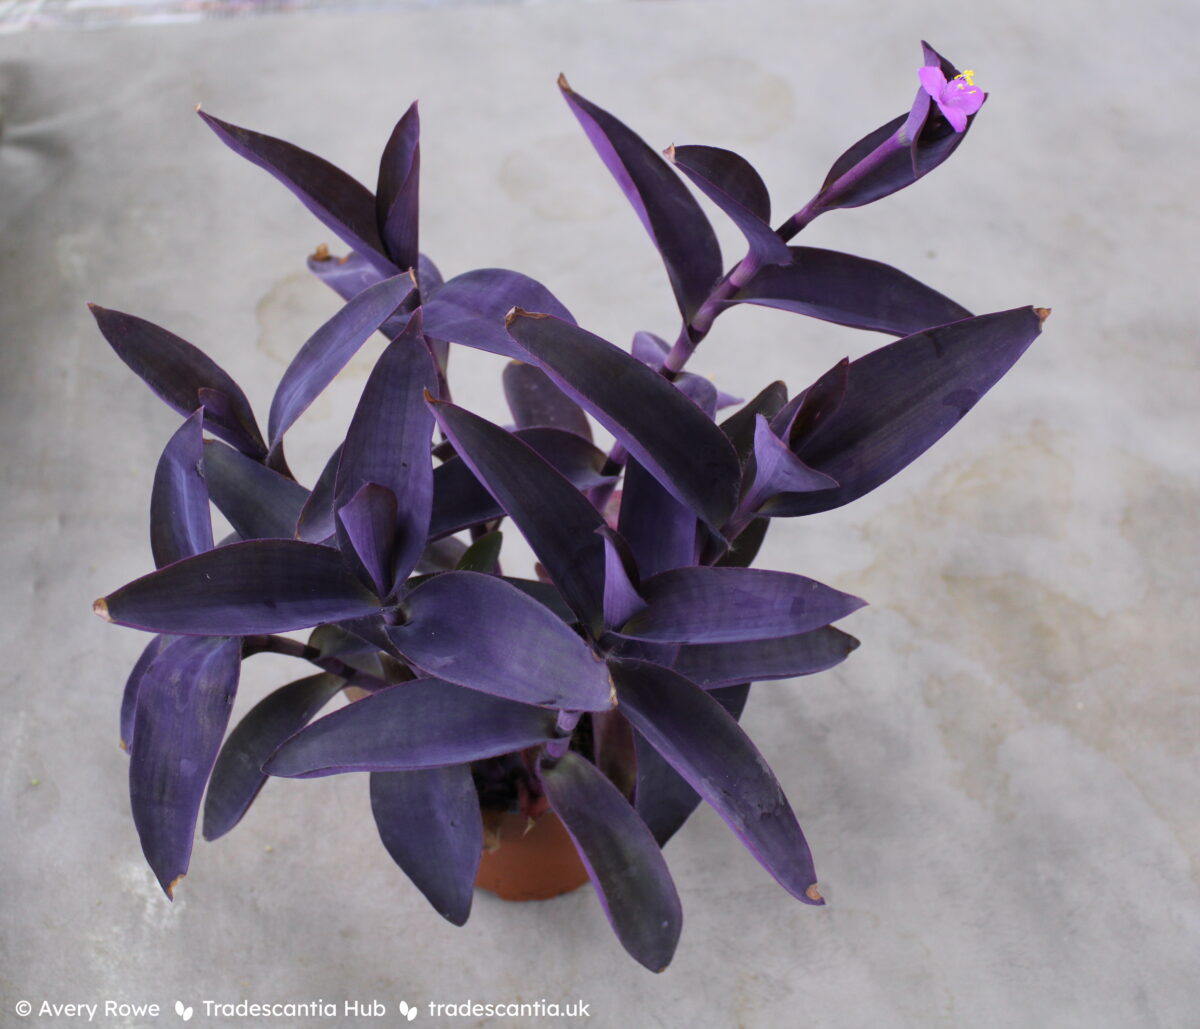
[544,710,582,760]
[240,634,392,692]
[662,251,763,374]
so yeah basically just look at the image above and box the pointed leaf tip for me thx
[93,597,112,621]
[1035,307,1051,325]
[557,73,573,93]
[805,883,824,904]
[167,873,185,900]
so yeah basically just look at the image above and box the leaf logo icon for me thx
[174,1000,194,1021]
[398,1000,418,1021]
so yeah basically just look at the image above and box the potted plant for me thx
[91,41,1045,971]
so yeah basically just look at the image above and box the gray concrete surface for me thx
[2,2,1197,1026]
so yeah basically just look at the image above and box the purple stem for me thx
[662,251,763,374]
[545,710,582,759]
[665,127,911,376]
[600,133,911,528]
[241,634,392,692]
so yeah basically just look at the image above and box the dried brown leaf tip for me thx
[805,883,824,903]
[504,306,551,328]
[556,73,573,94]
[167,873,185,900]
[1034,307,1052,325]
[92,597,112,622]
[310,243,331,262]
[481,809,504,852]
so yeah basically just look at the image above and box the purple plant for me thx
[92,42,1046,971]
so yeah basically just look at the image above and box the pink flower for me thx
[918,66,985,133]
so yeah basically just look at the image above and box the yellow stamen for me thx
[958,69,976,86]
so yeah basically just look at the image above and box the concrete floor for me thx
[2,1,1197,1025]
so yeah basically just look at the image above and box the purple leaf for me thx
[731,246,970,335]
[599,526,647,630]
[634,628,860,689]
[771,357,849,448]
[632,683,749,846]
[90,305,265,458]
[559,77,722,321]
[263,678,559,776]
[203,440,309,541]
[539,750,682,972]
[720,380,788,462]
[376,102,420,271]
[95,540,379,635]
[506,311,741,530]
[613,659,823,905]
[765,307,1048,516]
[296,444,342,543]
[429,427,612,540]
[120,633,173,753]
[668,145,792,267]
[673,373,718,419]
[386,572,614,711]
[203,672,344,841]
[304,250,419,346]
[738,415,838,515]
[268,271,416,448]
[617,457,697,579]
[421,268,576,359]
[370,765,481,926]
[618,566,865,644]
[333,312,438,590]
[417,254,444,298]
[631,330,669,367]
[129,635,241,897]
[591,708,638,799]
[429,400,606,631]
[502,361,592,441]
[336,483,399,597]
[193,389,263,459]
[307,248,386,301]
[150,411,213,568]
[198,109,396,276]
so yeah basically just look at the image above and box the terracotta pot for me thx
[475,808,589,901]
